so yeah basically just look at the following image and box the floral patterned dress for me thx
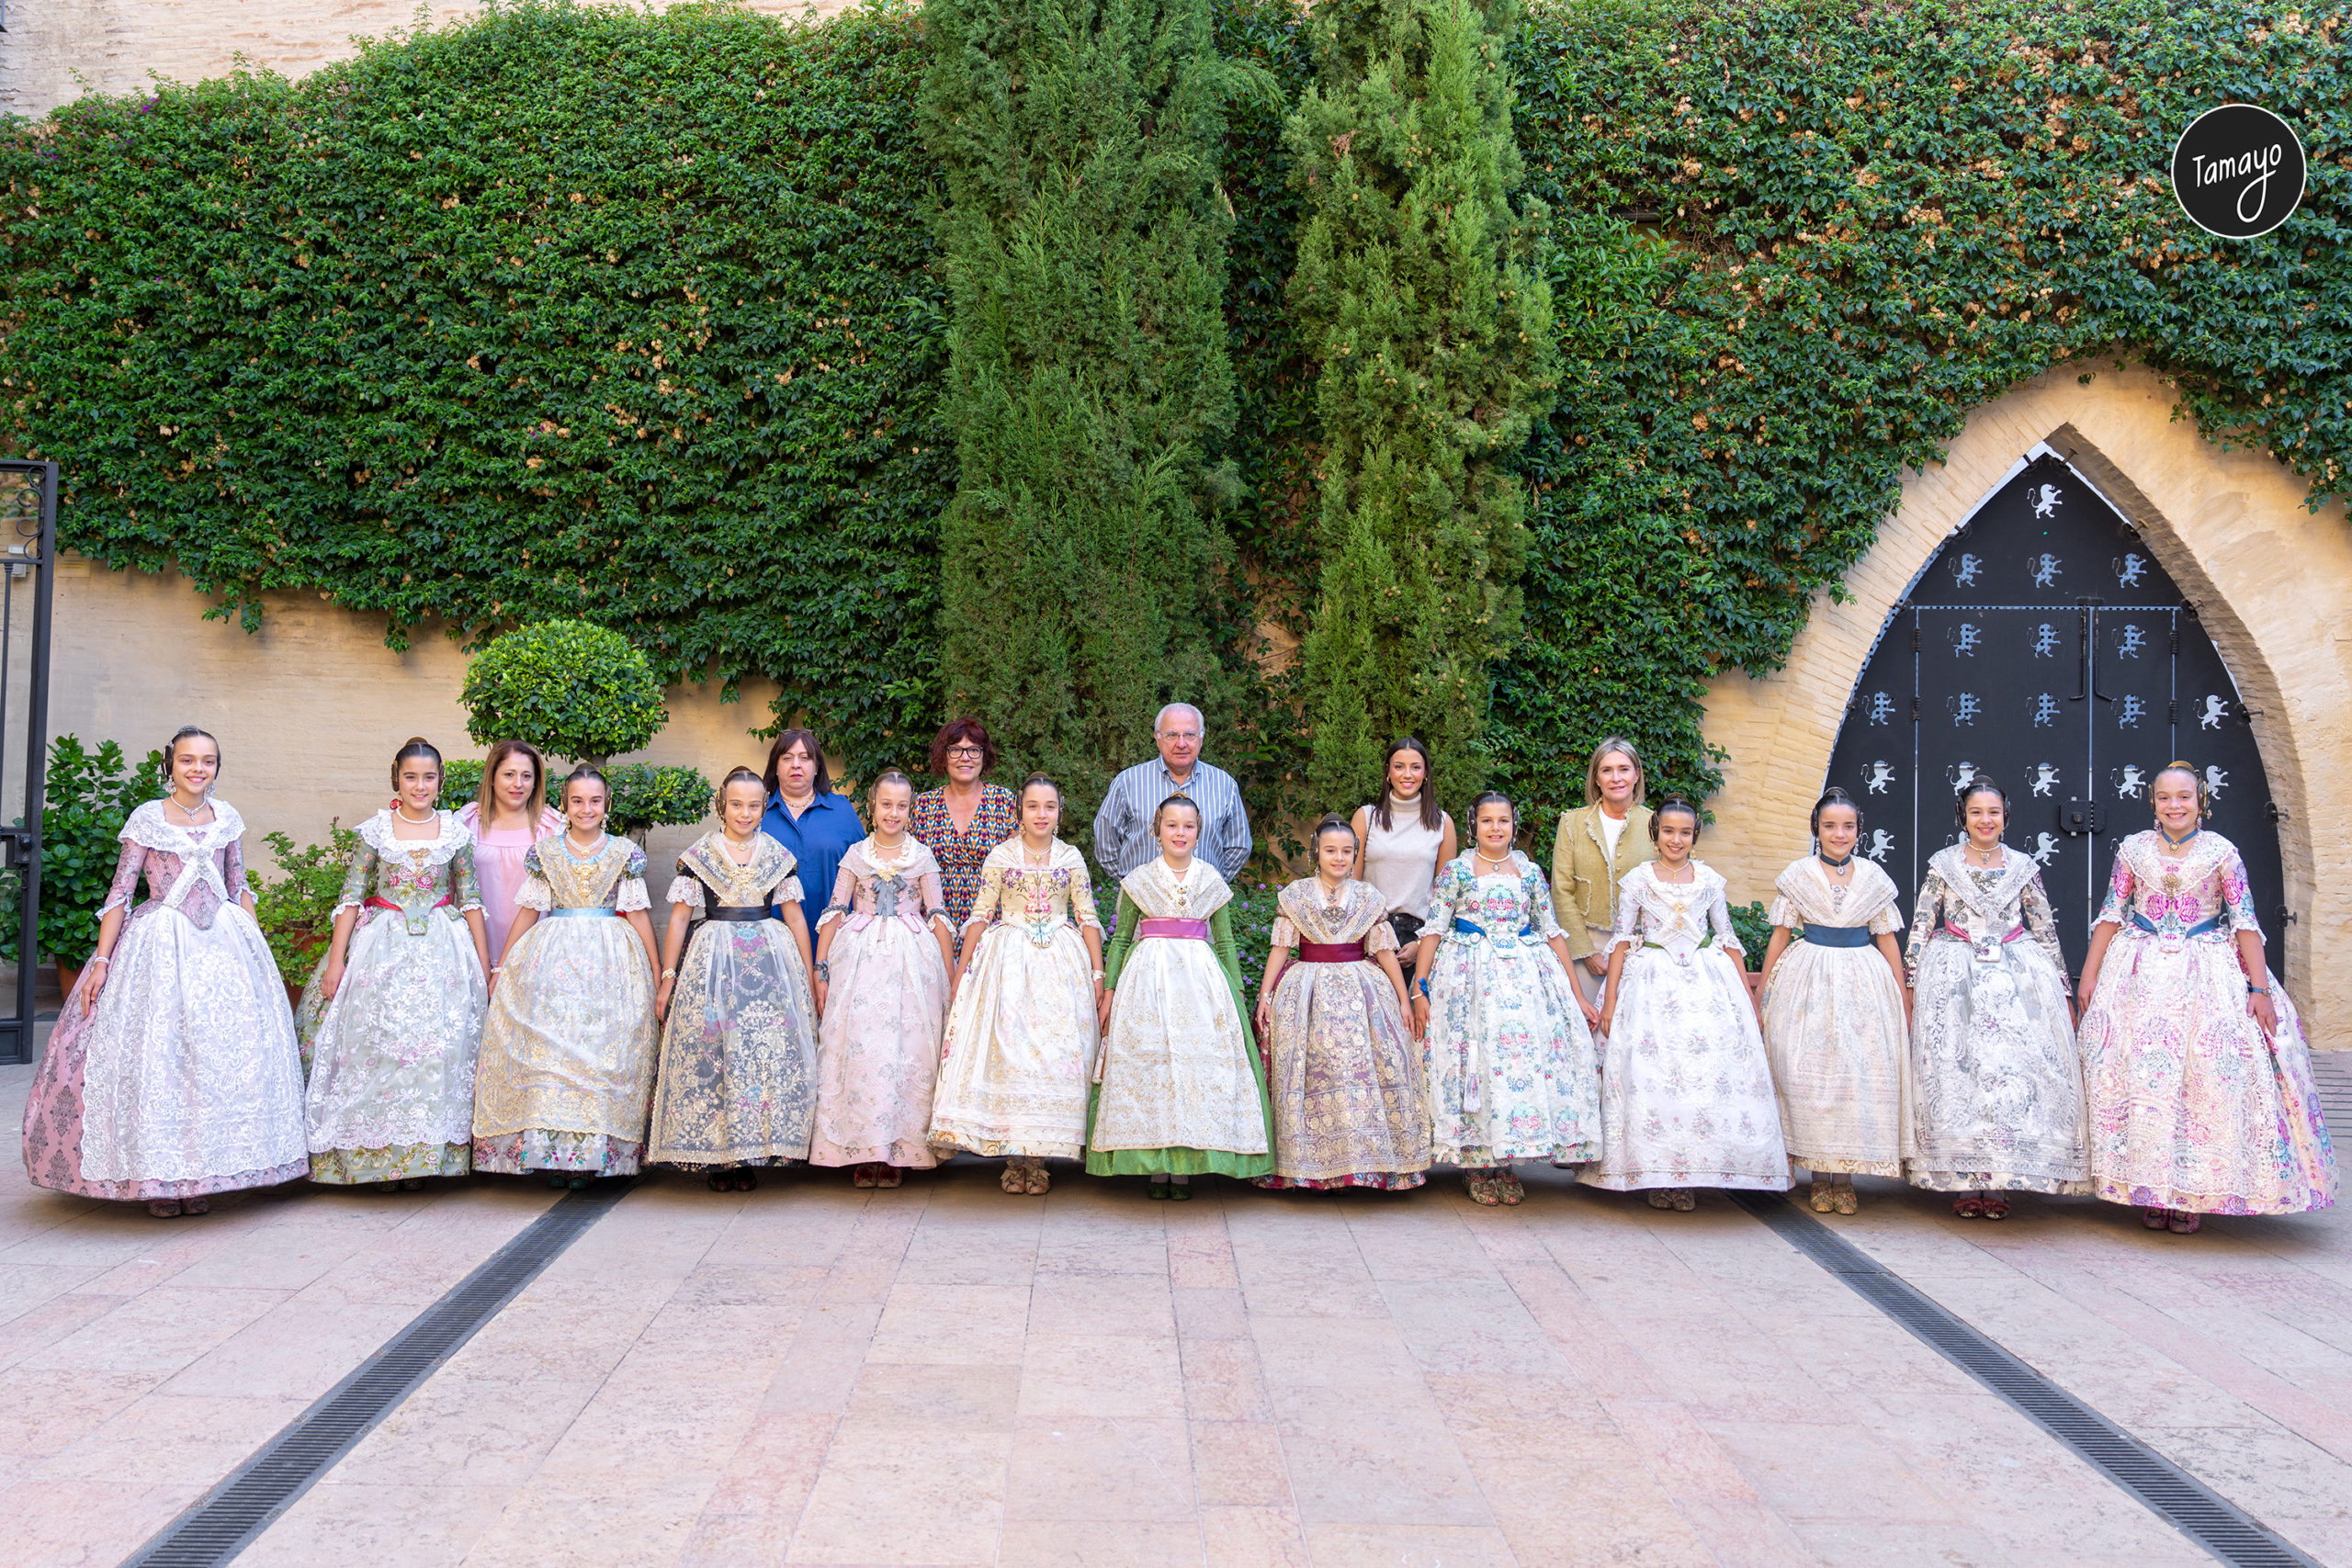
[1258,876,1430,1190]
[912,784,1018,959]
[931,838,1102,1160]
[1086,856,1273,1178]
[296,810,488,1183]
[1904,846,2088,1195]
[648,833,820,1169]
[1580,861,1788,1192]
[1759,857,1907,1177]
[1420,852,1600,1168]
[811,838,954,1168]
[471,834,658,1176]
[2078,831,2335,1215]
[21,799,308,1201]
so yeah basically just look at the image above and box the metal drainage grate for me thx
[122,1179,634,1568]
[1733,1191,2321,1567]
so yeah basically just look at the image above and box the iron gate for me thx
[0,460,56,1066]
[1821,452,2287,981]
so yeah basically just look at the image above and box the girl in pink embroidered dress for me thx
[2077,763,2335,1234]
[20,728,309,1217]
[810,771,955,1187]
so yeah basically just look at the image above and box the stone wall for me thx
[27,561,790,875]
[1702,359,2349,1045]
[0,0,854,121]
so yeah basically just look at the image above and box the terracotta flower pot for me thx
[55,959,80,999]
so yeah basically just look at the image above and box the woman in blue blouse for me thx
[759,729,865,933]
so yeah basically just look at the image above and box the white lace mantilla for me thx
[355,808,472,866]
[103,798,246,917]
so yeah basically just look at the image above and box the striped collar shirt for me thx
[1091,757,1252,881]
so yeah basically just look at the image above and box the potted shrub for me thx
[459,618,711,843]
[0,736,165,995]
[249,823,363,1006]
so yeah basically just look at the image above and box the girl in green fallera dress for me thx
[1085,796,1274,1196]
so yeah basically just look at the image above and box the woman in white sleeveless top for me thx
[1350,738,1456,953]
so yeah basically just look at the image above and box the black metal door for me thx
[1822,453,2287,979]
[0,460,56,1065]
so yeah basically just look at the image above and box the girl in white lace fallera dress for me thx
[297,739,492,1187]
[1583,798,1789,1209]
[21,727,308,1218]
[1903,776,2087,1219]
[930,775,1106,1196]
[810,771,956,1187]
[1757,788,1908,1214]
[1408,793,1600,1208]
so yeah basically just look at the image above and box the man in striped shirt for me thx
[1091,702,1253,881]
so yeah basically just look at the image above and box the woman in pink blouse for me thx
[457,740,563,966]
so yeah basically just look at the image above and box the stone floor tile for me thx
[786,1427,1012,1565]
[995,1518,1205,1567]
[1003,1415,1193,1522]
[1197,1505,1312,1567]
[229,1481,514,1568]
[1246,1314,1420,1386]
[33,1389,308,1485]
[866,1287,1032,1366]
[1704,1419,1964,1525]
[1297,1522,1517,1568]
[1018,1333,1186,1419]
[0,1477,192,1568]
[1272,1383,1489,1527]
[845,1362,1021,1431]
[1188,1418,1291,1508]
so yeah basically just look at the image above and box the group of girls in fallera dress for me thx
[18,724,2335,1235]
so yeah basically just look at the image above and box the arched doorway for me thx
[1821,449,2288,978]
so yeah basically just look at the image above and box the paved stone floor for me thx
[4,1056,2351,1568]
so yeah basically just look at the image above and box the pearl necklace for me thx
[394,804,437,827]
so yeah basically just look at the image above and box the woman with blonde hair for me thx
[1551,737,1656,1007]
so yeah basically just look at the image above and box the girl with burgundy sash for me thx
[297,738,492,1187]
[1086,796,1273,1196]
[1251,816,1429,1189]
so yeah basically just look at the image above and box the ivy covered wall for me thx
[3,0,2346,849]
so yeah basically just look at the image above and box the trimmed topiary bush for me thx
[460,618,667,765]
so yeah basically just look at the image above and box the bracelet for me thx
[2247,984,2269,995]
[1091,968,1106,982]
[813,960,830,982]
[661,968,677,980]
[88,955,110,968]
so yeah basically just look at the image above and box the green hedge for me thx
[0,0,952,782]
[5,0,2346,840]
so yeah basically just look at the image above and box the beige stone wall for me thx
[1702,359,2349,1044]
[0,0,854,121]
[32,562,786,874]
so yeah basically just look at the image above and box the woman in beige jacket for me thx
[1550,738,1656,1006]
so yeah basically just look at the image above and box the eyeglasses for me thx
[945,746,984,760]
[1158,730,1202,742]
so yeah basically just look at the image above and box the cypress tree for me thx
[921,0,1250,838]
[1286,0,1556,807]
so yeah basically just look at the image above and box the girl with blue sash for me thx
[471,766,662,1187]
[1408,793,1600,1207]
[2076,763,2334,1233]
[1582,797,1787,1210]
[1756,788,1908,1214]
